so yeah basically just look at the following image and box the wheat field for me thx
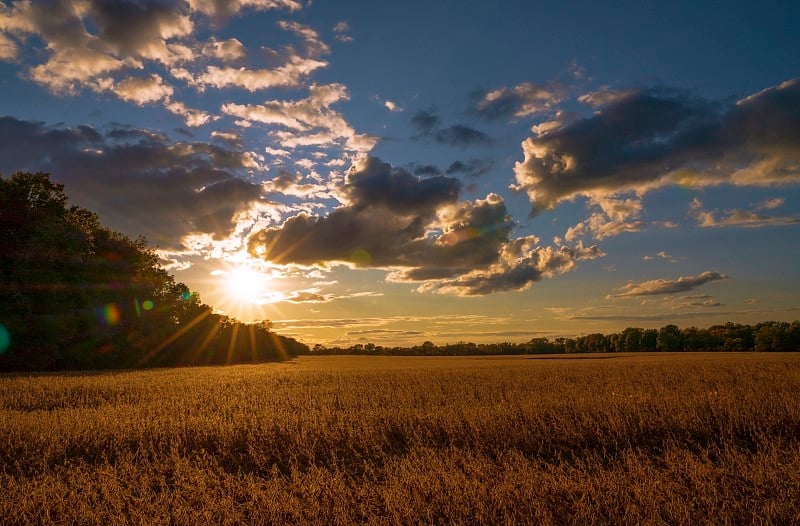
[2,353,799,525]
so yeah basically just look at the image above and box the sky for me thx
[1,0,799,346]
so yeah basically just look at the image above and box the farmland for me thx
[2,353,799,525]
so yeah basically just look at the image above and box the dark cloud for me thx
[608,271,727,298]
[0,116,264,248]
[346,157,461,214]
[434,124,492,147]
[515,79,800,213]
[411,109,492,147]
[410,164,442,177]
[88,0,190,57]
[248,157,515,278]
[446,159,495,178]
[410,109,440,135]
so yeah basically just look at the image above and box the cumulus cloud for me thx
[221,83,377,151]
[562,194,643,241]
[248,157,468,267]
[201,37,246,62]
[249,158,518,280]
[0,116,269,249]
[0,0,197,94]
[115,74,174,105]
[247,157,601,295]
[514,79,800,214]
[473,82,566,121]
[608,271,727,298]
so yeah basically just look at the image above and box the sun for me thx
[224,266,269,304]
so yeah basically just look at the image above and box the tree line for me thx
[0,172,307,372]
[308,321,800,356]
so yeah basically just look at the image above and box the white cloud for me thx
[222,83,378,151]
[384,100,402,112]
[201,38,246,62]
[165,100,216,127]
[115,74,174,105]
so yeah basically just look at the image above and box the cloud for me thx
[608,271,727,298]
[410,164,442,177]
[690,197,800,228]
[347,329,423,336]
[411,109,491,146]
[332,21,353,43]
[248,157,475,268]
[201,38,246,62]
[0,30,18,60]
[640,294,721,309]
[211,130,242,144]
[0,0,196,94]
[190,19,329,91]
[88,0,193,61]
[384,100,402,112]
[514,79,800,213]
[114,74,174,105]
[221,83,377,151]
[445,159,494,178]
[192,56,327,91]
[758,197,785,210]
[473,82,566,120]
[417,239,603,295]
[562,195,643,241]
[410,109,440,135]
[643,251,678,263]
[434,124,492,147]
[0,116,268,249]
[165,100,216,127]
[186,0,301,18]
[248,157,603,294]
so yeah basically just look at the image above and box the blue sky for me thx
[1,0,799,345]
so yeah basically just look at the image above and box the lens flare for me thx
[102,304,121,326]
[142,300,155,311]
[0,324,10,354]
[350,249,371,267]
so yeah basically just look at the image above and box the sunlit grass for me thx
[1,353,799,524]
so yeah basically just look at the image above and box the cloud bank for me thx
[514,79,800,213]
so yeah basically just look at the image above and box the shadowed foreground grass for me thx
[1,353,799,525]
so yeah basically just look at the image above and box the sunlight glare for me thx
[225,266,270,304]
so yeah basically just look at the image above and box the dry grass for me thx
[1,353,799,525]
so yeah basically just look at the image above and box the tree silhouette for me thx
[0,172,307,371]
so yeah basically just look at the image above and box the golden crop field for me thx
[2,353,799,525]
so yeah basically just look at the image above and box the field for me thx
[2,353,799,525]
